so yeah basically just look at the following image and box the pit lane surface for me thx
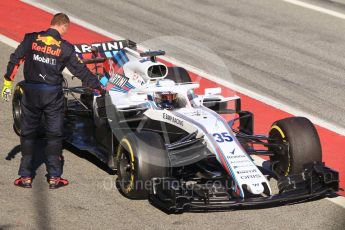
[0,0,345,229]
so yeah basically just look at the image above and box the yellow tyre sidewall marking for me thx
[270,125,291,176]
[270,125,285,139]
[117,138,135,193]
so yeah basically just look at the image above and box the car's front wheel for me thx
[268,117,322,177]
[116,131,169,199]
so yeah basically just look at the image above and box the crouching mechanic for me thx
[1,13,103,189]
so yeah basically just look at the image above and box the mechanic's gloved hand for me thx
[1,79,13,102]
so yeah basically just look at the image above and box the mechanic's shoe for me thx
[14,177,32,188]
[49,177,69,189]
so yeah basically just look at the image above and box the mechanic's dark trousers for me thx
[19,82,64,177]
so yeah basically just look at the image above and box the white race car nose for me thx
[245,182,265,195]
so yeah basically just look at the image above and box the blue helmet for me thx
[154,91,177,110]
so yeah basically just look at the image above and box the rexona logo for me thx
[226,155,246,159]
[37,35,61,47]
[33,54,56,65]
[32,43,61,56]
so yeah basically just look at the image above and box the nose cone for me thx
[246,183,265,195]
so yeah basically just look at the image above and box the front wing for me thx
[149,162,339,213]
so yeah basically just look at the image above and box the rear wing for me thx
[73,40,136,75]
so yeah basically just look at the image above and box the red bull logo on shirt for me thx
[36,35,61,47]
[32,42,61,56]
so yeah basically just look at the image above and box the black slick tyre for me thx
[12,82,24,136]
[116,131,168,199]
[268,117,322,177]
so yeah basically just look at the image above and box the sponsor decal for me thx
[236,169,257,174]
[39,74,46,80]
[32,43,61,56]
[233,164,255,169]
[229,159,251,164]
[240,174,261,180]
[36,35,61,47]
[33,54,56,65]
[226,155,246,159]
[132,73,145,86]
[163,113,184,126]
[74,41,128,53]
[212,132,233,143]
[108,74,129,87]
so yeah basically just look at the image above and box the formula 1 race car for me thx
[12,40,339,212]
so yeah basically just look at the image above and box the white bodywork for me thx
[143,107,271,197]
[105,50,272,198]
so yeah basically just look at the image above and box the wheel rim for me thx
[118,148,133,189]
[269,130,290,177]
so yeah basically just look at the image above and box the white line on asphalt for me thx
[16,0,345,208]
[0,34,18,47]
[283,0,345,19]
[326,196,345,209]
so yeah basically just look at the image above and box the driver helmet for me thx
[154,91,177,110]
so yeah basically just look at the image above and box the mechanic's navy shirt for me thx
[4,28,100,89]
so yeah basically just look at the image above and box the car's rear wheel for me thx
[12,81,48,137]
[116,131,169,199]
[12,82,24,136]
[268,117,322,177]
[165,66,191,83]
